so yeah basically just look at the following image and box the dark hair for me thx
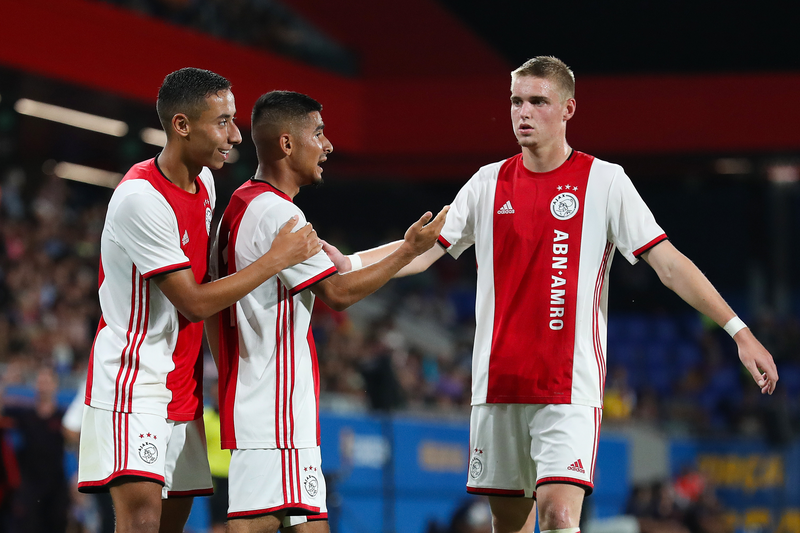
[156,68,231,131]
[251,90,322,131]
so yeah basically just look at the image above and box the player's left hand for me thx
[403,205,449,256]
[321,240,351,273]
[736,330,779,394]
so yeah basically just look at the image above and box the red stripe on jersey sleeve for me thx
[143,262,191,279]
[633,234,668,257]
[437,235,451,248]
[289,267,337,296]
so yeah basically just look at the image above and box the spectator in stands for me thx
[1,365,69,533]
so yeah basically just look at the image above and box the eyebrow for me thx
[316,123,325,131]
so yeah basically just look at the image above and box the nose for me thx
[229,122,242,145]
[519,102,533,119]
[323,136,333,154]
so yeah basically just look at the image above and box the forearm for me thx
[351,240,404,268]
[317,244,417,310]
[661,257,734,325]
[158,250,289,322]
[395,245,446,277]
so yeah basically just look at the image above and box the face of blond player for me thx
[290,111,333,186]
[186,89,242,170]
[510,75,575,152]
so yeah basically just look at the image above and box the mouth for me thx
[518,124,534,134]
[219,149,230,160]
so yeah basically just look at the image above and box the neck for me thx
[521,139,572,173]
[253,165,300,199]
[157,144,199,193]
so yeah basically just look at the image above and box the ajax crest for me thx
[550,192,579,220]
[304,475,319,497]
[138,442,158,464]
[470,456,483,479]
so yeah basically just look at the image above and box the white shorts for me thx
[228,447,327,520]
[77,406,213,499]
[466,403,601,498]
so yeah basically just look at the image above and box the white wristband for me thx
[347,254,362,271]
[723,316,747,338]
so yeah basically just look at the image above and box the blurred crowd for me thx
[624,466,731,533]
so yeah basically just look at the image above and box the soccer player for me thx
[77,68,322,533]
[327,57,779,533]
[209,90,448,533]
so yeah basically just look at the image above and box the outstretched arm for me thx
[158,217,321,323]
[312,206,448,310]
[641,240,778,394]
[322,234,446,278]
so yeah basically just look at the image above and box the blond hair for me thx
[511,56,575,101]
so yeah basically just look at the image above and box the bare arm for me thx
[641,240,778,394]
[157,217,321,323]
[322,235,446,277]
[312,206,448,311]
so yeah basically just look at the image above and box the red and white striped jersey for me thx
[439,151,666,407]
[214,180,336,450]
[86,158,215,421]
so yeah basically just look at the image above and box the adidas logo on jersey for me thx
[182,230,190,246]
[497,201,515,214]
[567,459,585,474]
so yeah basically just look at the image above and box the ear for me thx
[280,133,293,156]
[563,98,576,122]
[171,113,191,139]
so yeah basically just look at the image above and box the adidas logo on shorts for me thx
[567,459,585,474]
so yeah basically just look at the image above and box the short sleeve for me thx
[113,190,190,278]
[439,171,480,259]
[607,168,667,264]
[251,200,336,295]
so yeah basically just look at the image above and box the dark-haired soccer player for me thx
[328,57,779,533]
[77,68,322,533]
[209,90,447,533]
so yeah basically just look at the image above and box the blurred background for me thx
[1,1,800,532]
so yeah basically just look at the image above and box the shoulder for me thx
[111,179,171,212]
[584,153,626,184]
[244,193,305,230]
[474,158,508,181]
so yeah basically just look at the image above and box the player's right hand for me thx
[403,205,449,256]
[271,216,322,268]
